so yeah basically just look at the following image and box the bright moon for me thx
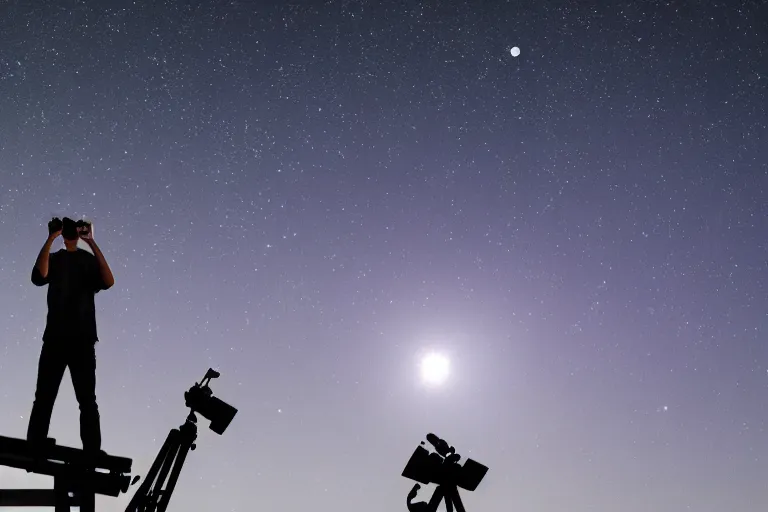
[510,46,520,57]
[420,353,450,386]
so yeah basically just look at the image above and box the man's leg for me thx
[26,341,68,445]
[69,342,101,453]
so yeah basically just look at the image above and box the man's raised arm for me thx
[83,237,114,289]
[32,234,57,285]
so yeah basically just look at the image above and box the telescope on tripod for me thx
[125,368,238,512]
[401,433,488,512]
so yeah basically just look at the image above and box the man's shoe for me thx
[25,437,55,472]
[81,447,108,469]
[26,436,56,449]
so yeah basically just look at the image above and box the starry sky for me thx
[1,1,767,511]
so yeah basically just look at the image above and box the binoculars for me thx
[48,217,91,240]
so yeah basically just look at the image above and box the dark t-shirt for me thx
[31,248,109,343]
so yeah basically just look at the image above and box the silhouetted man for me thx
[26,217,115,459]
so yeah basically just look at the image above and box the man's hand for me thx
[47,218,62,241]
[78,227,94,245]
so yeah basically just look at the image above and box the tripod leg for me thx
[146,439,185,512]
[151,439,183,506]
[426,486,444,512]
[446,487,466,512]
[156,427,197,512]
[125,428,180,512]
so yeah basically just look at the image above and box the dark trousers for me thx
[26,339,101,452]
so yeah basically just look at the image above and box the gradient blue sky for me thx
[1,1,767,511]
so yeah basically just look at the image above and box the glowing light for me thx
[420,352,450,386]
[510,47,520,57]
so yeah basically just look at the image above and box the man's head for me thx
[61,218,79,251]
[61,217,91,251]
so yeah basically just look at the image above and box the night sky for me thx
[1,1,767,511]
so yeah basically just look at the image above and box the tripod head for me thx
[126,369,238,512]
[402,434,488,512]
[184,368,238,435]
[403,433,487,491]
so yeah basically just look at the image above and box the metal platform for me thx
[0,435,133,510]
